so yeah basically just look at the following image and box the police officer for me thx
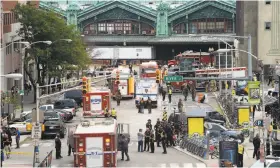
[182,84,189,101]
[55,134,62,159]
[168,87,172,103]
[190,85,196,102]
[147,97,152,114]
[162,89,166,101]
[237,140,244,167]
[160,128,167,154]
[154,119,161,147]
[146,119,152,130]
[111,108,117,119]
[144,128,150,152]
[150,130,155,153]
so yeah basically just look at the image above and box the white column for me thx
[268,0,280,55]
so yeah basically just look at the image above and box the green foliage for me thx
[13,3,90,85]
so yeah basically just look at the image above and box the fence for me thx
[37,150,53,167]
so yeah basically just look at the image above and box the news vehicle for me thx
[82,88,111,116]
[109,68,135,99]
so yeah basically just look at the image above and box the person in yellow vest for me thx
[168,88,172,103]
[104,106,110,118]
[111,108,117,119]
[237,140,244,167]
[253,75,257,81]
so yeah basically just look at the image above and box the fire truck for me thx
[139,61,159,78]
[109,68,135,99]
[73,117,130,167]
[82,88,111,116]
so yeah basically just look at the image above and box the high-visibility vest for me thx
[168,89,172,95]
[253,76,257,81]
[238,144,244,154]
[269,125,273,132]
[111,109,117,116]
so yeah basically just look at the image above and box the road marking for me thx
[41,142,53,147]
[169,163,180,168]
[159,163,166,168]
[183,163,193,168]
[21,144,30,147]
[196,163,206,168]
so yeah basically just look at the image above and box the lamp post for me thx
[217,48,266,164]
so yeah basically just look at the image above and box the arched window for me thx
[83,20,155,35]
[189,18,233,34]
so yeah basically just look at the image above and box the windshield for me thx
[65,90,82,98]
[54,100,75,108]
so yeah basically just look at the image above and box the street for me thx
[3,93,217,167]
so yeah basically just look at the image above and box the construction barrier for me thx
[162,111,167,121]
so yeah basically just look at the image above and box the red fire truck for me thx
[73,118,118,167]
[82,88,111,117]
[139,61,159,78]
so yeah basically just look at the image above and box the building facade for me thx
[0,0,39,91]
[40,0,236,61]
[236,0,280,73]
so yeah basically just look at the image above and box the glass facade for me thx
[173,18,233,34]
[83,20,155,35]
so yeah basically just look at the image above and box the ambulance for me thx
[109,68,135,99]
[82,88,111,116]
[135,78,158,108]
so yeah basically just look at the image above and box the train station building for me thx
[40,0,236,61]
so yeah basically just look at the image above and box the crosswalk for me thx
[52,163,207,168]
[11,142,54,148]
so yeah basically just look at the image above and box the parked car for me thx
[47,109,73,122]
[64,90,83,107]
[39,104,54,111]
[8,118,32,135]
[54,99,78,116]
[205,111,226,126]
[42,111,66,139]
[205,122,244,143]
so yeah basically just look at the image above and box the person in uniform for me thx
[139,98,145,113]
[146,119,152,130]
[115,90,122,106]
[178,99,183,113]
[104,106,110,117]
[120,135,130,161]
[168,88,172,103]
[150,130,155,153]
[160,127,167,154]
[144,128,151,152]
[162,89,166,101]
[190,85,196,102]
[209,79,217,92]
[237,140,244,167]
[111,108,117,119]
[182,84,189,101]
[67,131,74,156]
[55,134,62,159]
[147,97,152,114]
[154,119,161,147]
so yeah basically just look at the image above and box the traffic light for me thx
[82,76,88,94]
[156,69,160,83]
[116,70,120,85]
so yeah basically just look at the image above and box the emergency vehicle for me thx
[72,117,130,167]
[135,79,158,108]
[139,61,159,78]
[109,68,135,99]
[82,88,111,117]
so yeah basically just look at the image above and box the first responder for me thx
[154,119,161,147]
[111,108,117,119]
[237,140,244,167]
[168,87,172,103]
[178,99,183,113]
[115,90,122,106]
[209,79,216,92]
[147,97,152,114]
[190,85,196,102]
[182,84,189,101]
[160,127,167,154]
[104,106,110,117]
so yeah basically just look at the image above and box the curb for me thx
[173,146,208,164]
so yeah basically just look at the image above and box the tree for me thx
[13,3,90,102]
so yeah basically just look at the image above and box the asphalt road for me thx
[4,93,217,167]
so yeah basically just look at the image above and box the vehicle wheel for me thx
[10,128,17,136]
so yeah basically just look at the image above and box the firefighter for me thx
[104,106,110,117]
[162,89,166,101]
[182,84,189,101]
[168,87,172,103]
[111,108,117,119]
[190,85,196,102]
[115,90,122,106]
[147,97,152,114]
[55,134,62,159]
[160,127,167,154]
[150,130,155,153]
[178,99,183,113]
[237,140,244,167]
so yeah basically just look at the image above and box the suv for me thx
[42,111,66,139]
[54,99,78,116]
[64,90,83,107]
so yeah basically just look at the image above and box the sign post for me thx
[163,76,183,82]
[248,81,261,104]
